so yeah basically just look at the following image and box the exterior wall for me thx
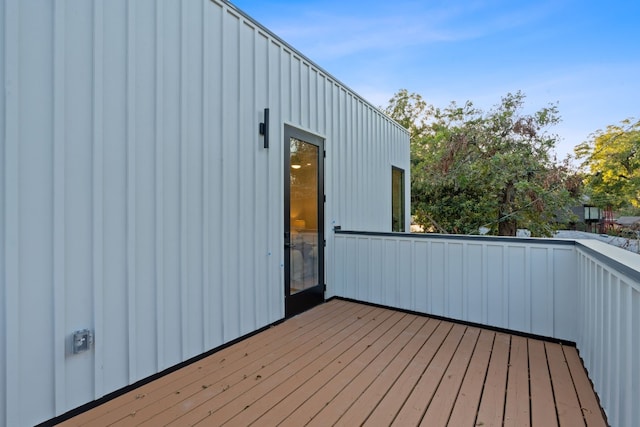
[576,240,640,427]
[333,232,578,340]
[0,0,409,425]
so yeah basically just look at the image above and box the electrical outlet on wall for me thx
[71,329,93,354]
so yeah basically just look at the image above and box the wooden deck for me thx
[58,300,607,426]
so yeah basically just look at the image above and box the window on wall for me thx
[392,167,405,232]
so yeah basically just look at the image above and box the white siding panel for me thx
[357,237,370,302]
[466,244,483,324]
[430,242,446,315]
[334,234,577,342]
[529,247,552,337]
[102,0,129,393]
[160,0,182,370]
[238,20,254,337]
[0,0,6,420]
[221,8,240,343]
[187,0,205,358]
[52,0,67,412]
[3,0,19,424]
[486,244,505,326]
[92,0,106,401]
[507,246,527,332]
[447,243,463,319]
[370,238,384,304]
[20,0,55,423]
[254,30,270,329]
[413,241,429,313]
[383,239,397,306]
[345,237,358,300]
[65,0,96,408]
[553,247,576,339]
[575,242,640,427]
[135,0,158,381]
[397,239,412,311]
[1,0,409,424]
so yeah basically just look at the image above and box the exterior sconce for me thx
[259,108,269,148]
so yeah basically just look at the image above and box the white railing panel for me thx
[575,240,640,427]
[333,232,577,341]
[332,232,640,426]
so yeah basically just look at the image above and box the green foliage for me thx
[385,90,580,236]
[574,118,640,210]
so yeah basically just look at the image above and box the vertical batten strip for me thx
[502,246,509,327]
[179,0,188,358]
[92,0,105,400]
[460,243,467,318]
[251,29,259,328]
[482,241,488,324]
[524,245,531,331]
[154,0,165,370]
[214,3,225,343]
[265,38,272,320]
[126,0,137,383]
[220,4,228,342]
[234,17,242,335]
[201,0,210,349]
[4,0,19,424]
[623,283,632,424]
[52,0,66,414]
[547,248,554,336]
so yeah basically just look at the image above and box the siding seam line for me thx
[202,0,210,350]
[155,0,165,371]
[126,0,137,383]
[52,0,66,414]
[4,0,19,424]
[92,0,105,401]
[179,0,188,359]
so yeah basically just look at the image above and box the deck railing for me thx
[331,231,640,427]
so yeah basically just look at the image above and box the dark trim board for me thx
[334,229,577,246]
[37,318,286,427]
[335,229,640,283]
[326,296,578,348]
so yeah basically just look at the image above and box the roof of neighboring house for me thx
[616,216,640,227]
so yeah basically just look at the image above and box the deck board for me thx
[58,299,607,427]
[529,339,558,427]
[504,335,531,426]
[546,342,588,426]
[446,329,494,426]
[563,346,608,427]
[475,332,511,426]
[391,323,466,426]
[333,318,440,427]
[419,326,481,426]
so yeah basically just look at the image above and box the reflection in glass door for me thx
[284,126,324,317]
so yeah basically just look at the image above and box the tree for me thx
[385,90,579,236]
[574,118,640,213]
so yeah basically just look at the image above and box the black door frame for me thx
[284,125,325,317]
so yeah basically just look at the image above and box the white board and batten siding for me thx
[575,240,640,427]
[0,0,410,425]
[332,233,578,340]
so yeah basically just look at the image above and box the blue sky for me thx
[230,0,639,160]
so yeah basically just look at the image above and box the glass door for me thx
[284,125,324,317]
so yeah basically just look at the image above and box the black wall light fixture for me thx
[259,108,269,148]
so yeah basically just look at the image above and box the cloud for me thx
[265,0,561,61]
